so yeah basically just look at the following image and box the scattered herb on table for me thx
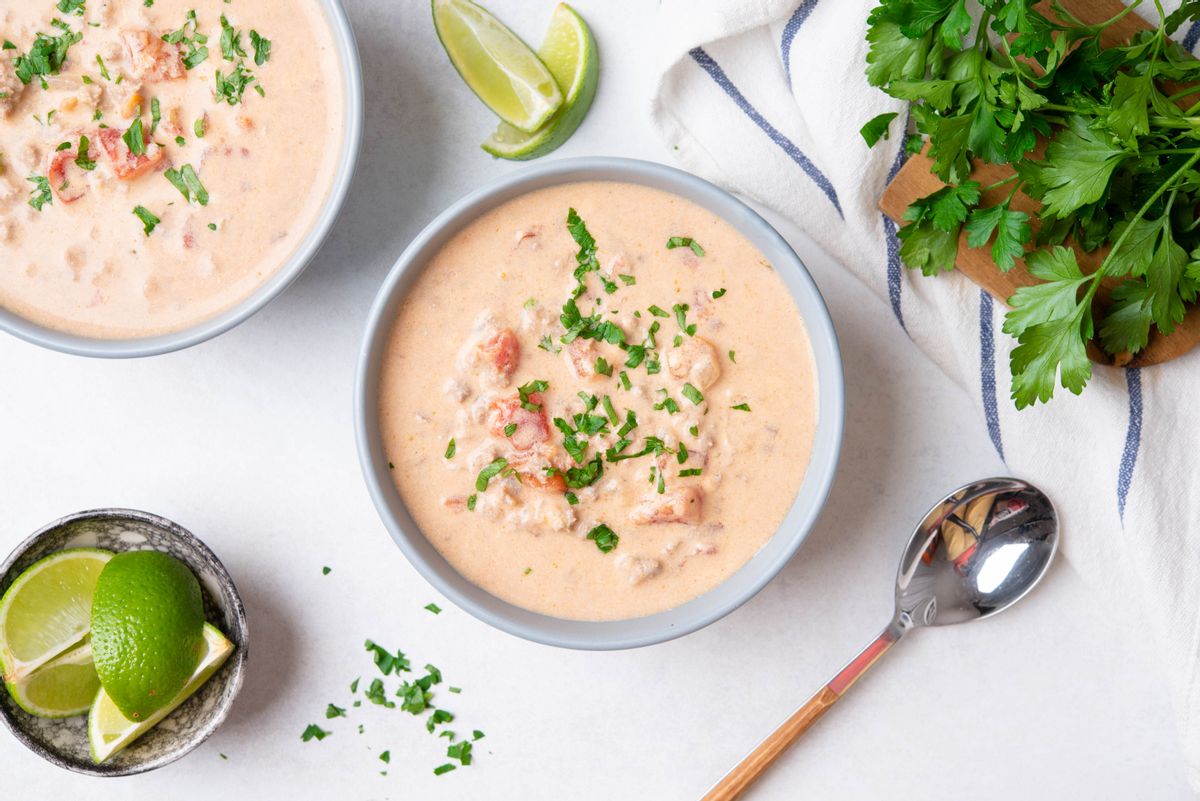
[424,603,442,615]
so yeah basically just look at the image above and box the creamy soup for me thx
[0,0,342,338]
[380,182,818,621]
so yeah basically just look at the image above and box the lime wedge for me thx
[433,0,563,133]
[89,623,234,764]
[0,549,113,683]
[482,3,598,160]
[6,639,100,718]
[91,550,206,722]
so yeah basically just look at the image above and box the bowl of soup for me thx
[355,158,843,649]
[0,0,362,356]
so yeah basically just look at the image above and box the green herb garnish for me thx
[445,438,456,459]
[133,206,160,235]
[732,403,752,412]
[682,384,704,405]
[475,458,508,492]
[301,724,330,742]
[667,236,705,257]
[424,603,441,615]
[586,523,619,553]
[27,175,52,211]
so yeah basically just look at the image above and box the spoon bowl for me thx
[896,477,1058,629]
[702,477,1058,801]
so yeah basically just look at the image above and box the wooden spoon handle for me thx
[700,625,904,801]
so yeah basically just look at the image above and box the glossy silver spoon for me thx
[702,477,1059,801]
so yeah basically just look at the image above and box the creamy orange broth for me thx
[380,182,818,621]
[0,0,341,338]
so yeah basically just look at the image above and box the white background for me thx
[1,1,1191,798]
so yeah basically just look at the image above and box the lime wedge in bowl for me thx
[6,639,100,718]
[433,0,563,133]
[89,623,234,764]
[0,548,113,683]
[483,3,598,160]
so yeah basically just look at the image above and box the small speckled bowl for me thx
[0,509,248,776]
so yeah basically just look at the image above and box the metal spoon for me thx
[701,477,1059,801]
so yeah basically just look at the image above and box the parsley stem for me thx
[981,174,1019,193]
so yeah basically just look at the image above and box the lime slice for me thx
[433,0,564,133]
[482,3,598,160]
[89,623,233,764]
[0,549,113,682]
[91,551,205,721]
[6,639,100,718]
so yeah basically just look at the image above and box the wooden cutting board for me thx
[879,0,1200,367]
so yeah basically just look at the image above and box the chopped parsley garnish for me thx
[466,494,477,511]
[350,677,360,692]
[647,305,669,318]
[250,29,271,65]
[27,175,52,211]
[194,118,206,138]
[165,164,209,206]
[565,208,615,296]
[208,222,217,231]
[219,15,247,60]
[150,98,161,135]
[444,438,455,459]
[689,424,699,437]
[473,730,486,741]
[601,395,619,426]
[682,384,704,405]
[56,0,85,16]
[325,703,346,719]
[215,62,256,105]
[618,274,636,285]
[680,468,703,477]
[667,236,706,257]
[378,750,390,764]
[424,603,442,615]
[654,389,680,415]
[537,333,560,353]
[55,141,71,152]
[564,492,579,505]
[475,458,508,492]
[94,53,110,80]
[619,371,631,390]
[133,206,160,235]
[728,350,736,363]
[517,379,547,412]
[322,566,331,575]
[449,686,462,693]
[503,422,517,437]
[586,523,619,553]
[712,288,727,299]
[301,724,330,742]
[677,443,689,464]
[122,117,146,157]
[434,764,456,776]
[2,40,15,50]
[14,29,82,88]
[364,678,395,708]
[447,740,473,766]
[364,639,410,676]
[595,356,612,376]
[163,10,209,70]
[732,403,752,412]
[72,135,96,171]
[673,303,697,336]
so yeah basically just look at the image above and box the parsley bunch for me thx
[865,0,1200,407]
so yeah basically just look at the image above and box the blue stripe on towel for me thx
[1117,368,1143,522]
[979,291,1005,460]
[882,121,909,329]
[689,47,844,217]
[1184,20,1200,52]
[781,0,819,86]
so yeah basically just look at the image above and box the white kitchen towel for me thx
[652,0,1200,790]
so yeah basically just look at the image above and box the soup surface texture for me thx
[0,0,342,338]
[379,181,818,621]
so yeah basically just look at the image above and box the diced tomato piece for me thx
[479,329,519,380]
[122,30,186,82]
[97,127,166,180]
[489,393,550,451]
[47,145,95,203]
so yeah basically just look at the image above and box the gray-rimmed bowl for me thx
[354,157,844,650]
[0,0,363,358]
[0,509,248,776]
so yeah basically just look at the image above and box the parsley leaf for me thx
[860,111,899,147]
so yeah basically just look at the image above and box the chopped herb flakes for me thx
[322,566,331,575]
[164,10,209,70]
[165,164,209,206]
[466,494,477,511]
[326,703,346,719]
[586,523,619,553]
[14,30,82,88]
[434,764,456,776]
[133,206,160,236]
[379,751,391,764]
[475,457,508,492]
[728,350,736,363]
[680,468,703,477]
[75,135,96,171]
[732,403,752,412]
[444,438,456,459]
[364,639,410,676]
[27,176,52,211]
[215,62,256,105]
[682,383,704,405]
[424,603,442,615]
[517,379,548,411]
[667,236,706,257]
[122,116,146,157]
[503,423,517,437]
[472,730,486,740]
[301,724,330,742]
[712,288,726,299]
[250,29,271,65]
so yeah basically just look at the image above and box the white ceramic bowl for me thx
[0,0,364,358]
[355,157,844,650]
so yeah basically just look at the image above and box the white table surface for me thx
[1,1,1192,798]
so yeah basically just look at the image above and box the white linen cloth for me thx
[652,0,1200,789]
